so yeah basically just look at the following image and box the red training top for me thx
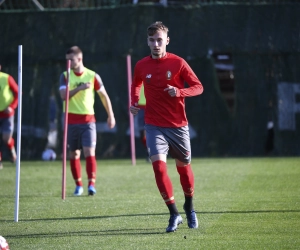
[131,53,204,127]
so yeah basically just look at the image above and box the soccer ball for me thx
[0,236,9,250]
[42,148,57,161]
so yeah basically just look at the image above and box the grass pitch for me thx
[0,157,299,249]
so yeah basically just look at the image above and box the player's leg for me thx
[82,123,97,196]
[2,116,16,163]
[0,119,3,169]
[68,124,83,196]
[151,155,183,232]
[176,161,195,210]
[168,126,198,229]
[0,133,2,169]
[145,124,182,232]
[176,159,198,228]
[2,133,16,163]
[70,149,83,195]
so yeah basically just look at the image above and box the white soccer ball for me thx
[42,149,57,161]
[0,236,9,250]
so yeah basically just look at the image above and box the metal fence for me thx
[1,0,300,11]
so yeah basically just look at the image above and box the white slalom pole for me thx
[14,45,22,222]
[62,60,70,200]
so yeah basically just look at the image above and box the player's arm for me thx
[178,61,204,97]
[164,61,204,98]
[95,74,116,129]
[59,73,90,100]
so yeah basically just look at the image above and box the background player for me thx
[0,64,18,169]
[59,46,116,196]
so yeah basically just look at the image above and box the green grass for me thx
[0,157,299,249]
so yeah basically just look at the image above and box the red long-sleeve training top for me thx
[131,53,204,128]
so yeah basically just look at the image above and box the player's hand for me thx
[129,103,140,115]
[79,82,91,90]
[4,107,13,114]
[107,116,116,129]
[164,84,177,97]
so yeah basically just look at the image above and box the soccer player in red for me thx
[0,64,18,169]
[130,22,204,232]
[59,46,116,196]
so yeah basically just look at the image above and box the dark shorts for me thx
[67,123,97,151]
[0,116,14,135]
[145,124,191,163]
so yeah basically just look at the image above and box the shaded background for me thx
[1,1,300,159]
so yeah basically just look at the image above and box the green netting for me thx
[0,4,299,159]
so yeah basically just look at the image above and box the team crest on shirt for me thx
[145,74,152,83]
[166,71,172,80]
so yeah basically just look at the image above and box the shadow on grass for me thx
[2,212,169,222]
[2,210,299,239]
[1,209,299,224]
[200,209,300,214]
[5,228,166,239]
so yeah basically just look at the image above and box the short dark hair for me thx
[147,21,169,36]
[66,46,82,55]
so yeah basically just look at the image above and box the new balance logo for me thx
[146,74,152,78]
